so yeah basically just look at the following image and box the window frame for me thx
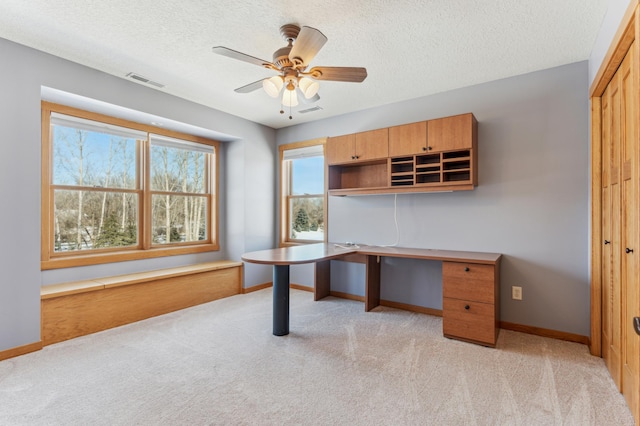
[279,138,327,247]
[41,101,220,270]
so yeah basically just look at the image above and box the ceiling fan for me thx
[212,24,367,119]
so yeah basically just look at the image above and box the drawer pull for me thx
[464,267,470,272]
[464,305,470,310]
[604,240,610,245]
[626,248,634,254]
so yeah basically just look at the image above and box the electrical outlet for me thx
[512,286,523,301]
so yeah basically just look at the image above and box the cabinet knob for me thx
[351,155,356,160]
[604,240,610,245]
[422,146,427,151]
[464,305,470,310]
[355,155,360,159]
[626,248,634,254]
[427,146,433,151]
[464,267,469,272]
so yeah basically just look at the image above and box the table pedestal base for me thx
[273,264,290,336]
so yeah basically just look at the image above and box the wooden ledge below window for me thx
[41,260,243,346]
[41,260,242,299]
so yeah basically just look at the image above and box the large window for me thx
[280,139,326,245]
[42,102,219,269]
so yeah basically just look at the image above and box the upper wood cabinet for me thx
[326,134,356,164]
[327,129,388,164]
[327,112,478,196]
[427,113,476,151]
[355,128,388,161]
[389,121,427,157]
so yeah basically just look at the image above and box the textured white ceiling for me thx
[0,0,608,129]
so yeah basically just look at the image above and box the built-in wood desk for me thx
[242,243,502,346]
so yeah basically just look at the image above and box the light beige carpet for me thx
[0,289,633,425]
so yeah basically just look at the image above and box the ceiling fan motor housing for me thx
[272,24,302,69]
[272,45,293,69]
[279,24,300,42]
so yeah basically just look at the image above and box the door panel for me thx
[622,180,639,415]
[602,85,612,365]
[609,70,622,388]
[602,63,622,389]
[620,43,639,418]
[602,186,611,361]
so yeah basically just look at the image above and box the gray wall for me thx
[278,62,591,336]
[0,37,275,352]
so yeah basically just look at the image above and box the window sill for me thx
[279,240,326,248]
[41,243,219,270]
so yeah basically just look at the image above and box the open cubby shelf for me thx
[328,159,388,190]
[443,150,471,159]
[328,147,476,195]
[389,149,473,188]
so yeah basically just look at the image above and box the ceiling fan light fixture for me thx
[298,77,320,99]
[213,23,367,120]
[263,75,284,97]
[282,88,298,107]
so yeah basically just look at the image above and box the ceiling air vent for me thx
[299,106,323,114]
[125,72,165,88]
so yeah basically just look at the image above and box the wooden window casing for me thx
[41,102,220,270]
[279,138,327,246]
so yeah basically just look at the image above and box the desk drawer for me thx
[442,297,496,346]
[442,262,495,304]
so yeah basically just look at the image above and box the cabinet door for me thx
[427,113,475,151]
[389,121,427,157]
[326,134,356,164]
[355,128,388,161]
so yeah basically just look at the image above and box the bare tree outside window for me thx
[52,124,138,252]
[150,138,208,245]
[46,112,216,261]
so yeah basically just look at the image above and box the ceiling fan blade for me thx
[289,26,327,67]
[212,46,275,69]
[307,66,368,82]
[234,79,265,93]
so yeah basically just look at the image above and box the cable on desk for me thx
[334,243,360,249]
